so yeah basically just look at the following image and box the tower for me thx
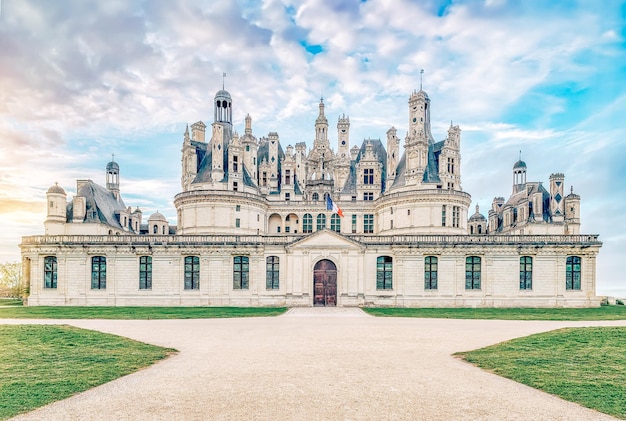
[106,157,120,200]
[210,88,233,183]
[46,183,67,223]
[181,125,198,191]
[404,90,432,184]
[314,97,329,149]
[439,124,461,190]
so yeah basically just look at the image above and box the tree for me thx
[0,262,24,298]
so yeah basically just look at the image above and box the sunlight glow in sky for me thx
[1,0,625,295]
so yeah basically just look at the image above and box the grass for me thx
[0,306,287,319]
[456,327,626,419]
[0,298,23,306]
[363,306,626,320]
[0,325,175,420]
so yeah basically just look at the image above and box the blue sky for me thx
[1,0,625,295]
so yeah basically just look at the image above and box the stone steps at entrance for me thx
[284,307,369,317]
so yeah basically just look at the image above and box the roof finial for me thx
[112,153,115,163]
[519,150,522,161]
[571,186,574,194]
[222,72,226,90]
[420,69,424,91]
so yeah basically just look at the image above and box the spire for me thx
[222,72,226,90]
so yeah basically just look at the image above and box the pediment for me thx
[286,229,364,251]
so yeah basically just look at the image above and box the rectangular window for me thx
[465,256,481,289]
[235,218,240,228]
[566,256,581,290]
[184,256,200,289]
[351,214,357,233]
[303,214,313,233]
[520,256,532,290]
[262,172,267,186]
[453,206,460,228]
[285,170,291,185]
[363,168,374,185]
[233,155,238,172]
[44,256,57,289]
[233,181,238,191]
[139,256,152,290]
[91,256,106,289]
[376,256,393,290]
[363,214,374,233]
[330,214,341,232]
[285,192,290,201]
[364,192,374,201]
[266,256,279,290]
[442,205,446,226]
[233,256,249,289]
[236,205,241,212]
[425,256,438,290]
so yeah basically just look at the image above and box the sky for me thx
[0,0,625,296]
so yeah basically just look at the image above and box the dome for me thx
[469,212,486,222]
[513,160,527,170]
[47,183,66,195]
[106,161,120,171]
[215,89,232,100]
[148,211,167,222]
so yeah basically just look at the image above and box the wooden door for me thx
[313,260,337,307]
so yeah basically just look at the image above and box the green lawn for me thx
[456,327,626,419]
[0,306,287,319]
[363,306,626,320]
[0,298,23,306]
[0,325,175,420]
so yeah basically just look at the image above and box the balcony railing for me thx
[21,233,601,247]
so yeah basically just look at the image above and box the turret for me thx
[268,132,280,192]
[513,159,527,194]
[148,211,169,235]
[564,186,581,234]
[181,125,198,191]
[45,183,67,223]
[106,158,120,200]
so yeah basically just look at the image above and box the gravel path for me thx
[3,309,625,420]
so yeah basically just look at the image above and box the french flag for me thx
[326,194,344,217]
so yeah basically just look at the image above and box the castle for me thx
[21,85,601,307]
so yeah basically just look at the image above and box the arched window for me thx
[139,256,152,290]
[153,225,158,234]
[266,256,279,290]
[376,256,393,290]
[303,214,313,233]
[465,256,481,289]
[330,214,341,233]
[184,256,199,289]
[424,256,437,290]
[520,256,532,290]
[44,256,57,289]
[312,192,319,201]
[566,256,581,290]
[316,214,326,231]
[91,256,106,289]
[233,256,249,289]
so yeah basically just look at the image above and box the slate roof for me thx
[66,181,127,230]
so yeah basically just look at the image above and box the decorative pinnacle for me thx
[420,69,424,91]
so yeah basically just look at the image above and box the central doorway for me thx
[313,259,337,307]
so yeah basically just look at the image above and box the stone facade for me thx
[20,86,602,307]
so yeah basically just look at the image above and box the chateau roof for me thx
[67,181,127,229]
